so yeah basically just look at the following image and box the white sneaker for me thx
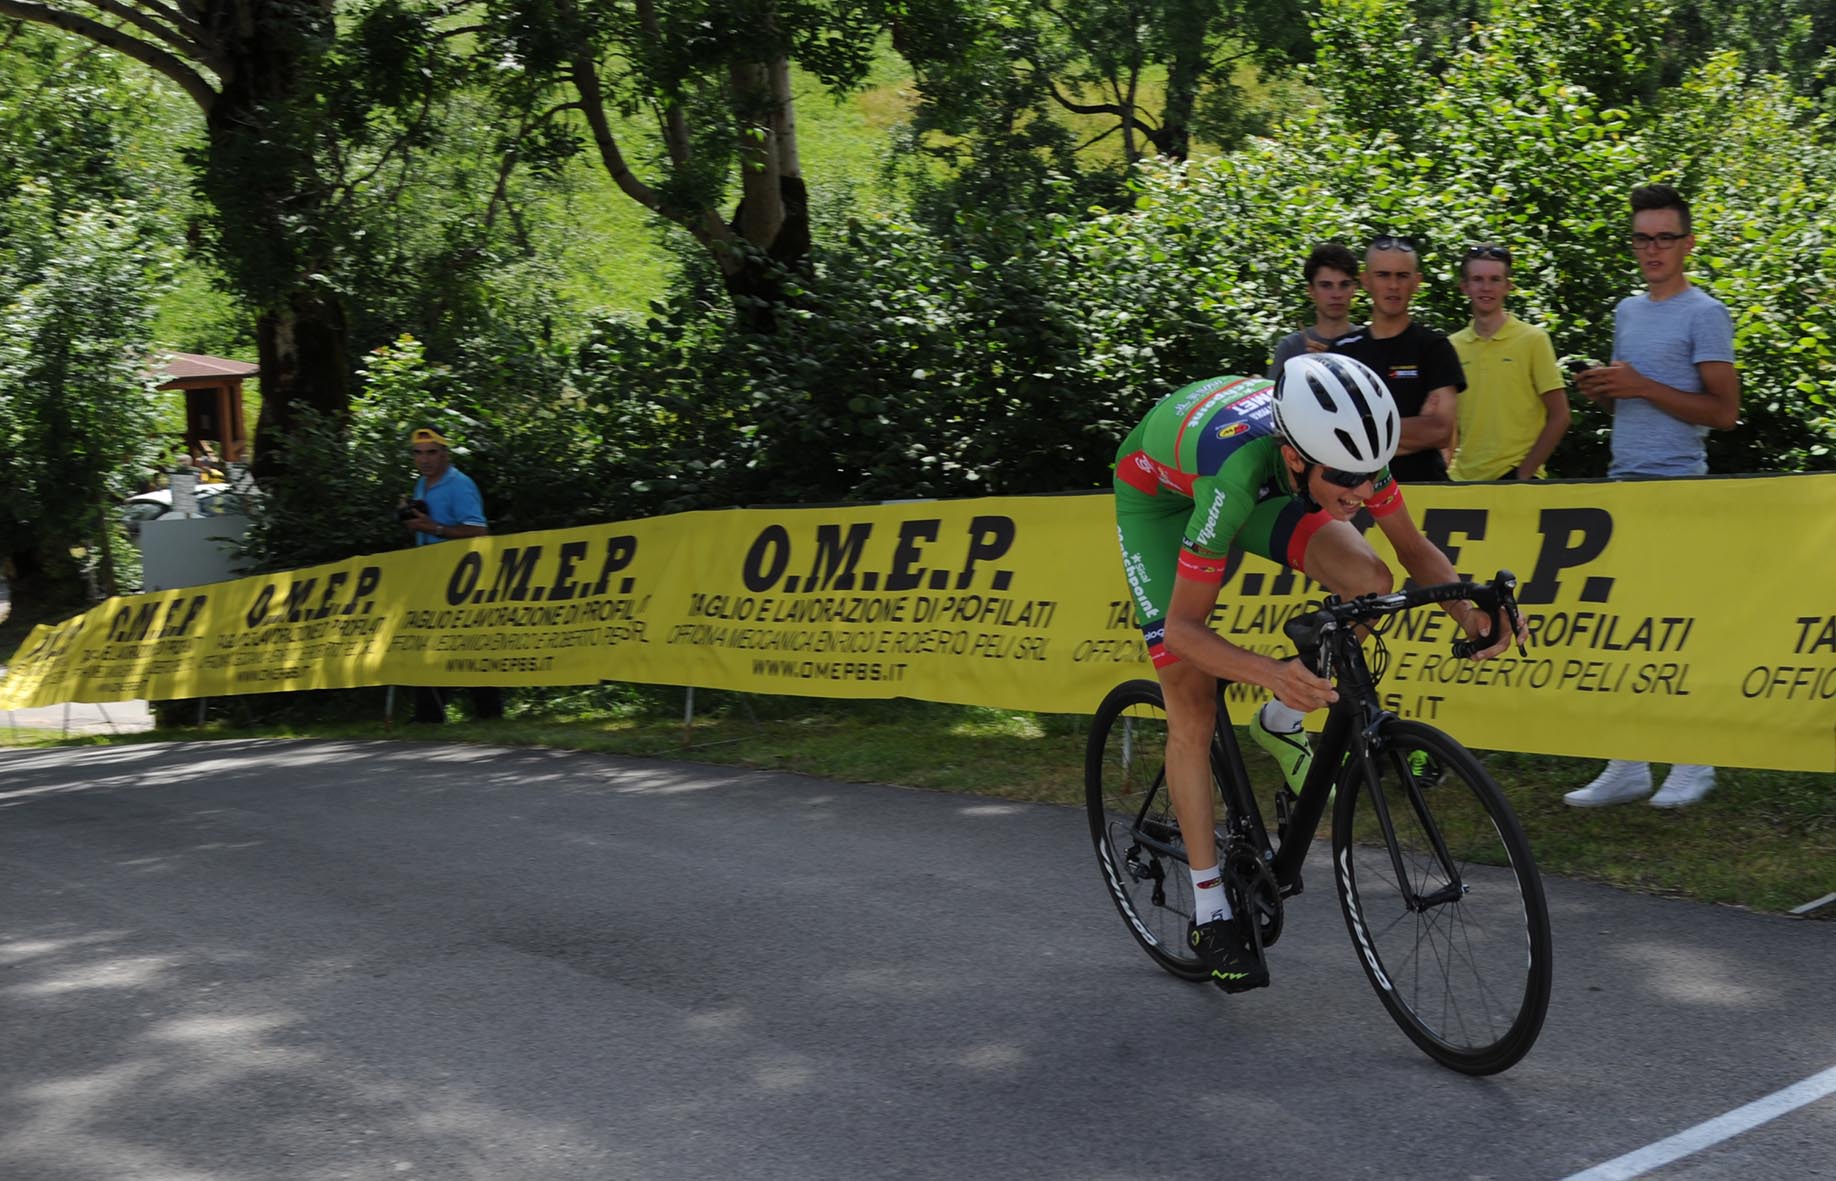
[1650,764,1716,808]
[1564,760,1652,807]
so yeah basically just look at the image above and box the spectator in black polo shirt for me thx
[1329,236,1465,482]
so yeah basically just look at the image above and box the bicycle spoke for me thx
[1334,721,1552,1074]
[1086,682,1207,981]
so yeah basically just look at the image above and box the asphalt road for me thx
[2,740,1831,1180]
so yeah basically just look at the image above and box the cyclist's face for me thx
[1283,445,1373,520]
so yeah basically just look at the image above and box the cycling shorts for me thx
[1115,482,1330,669]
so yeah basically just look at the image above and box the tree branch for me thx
[634,0,692,169]
[0,0,216,111]
[97,0,203,48]
[571,51,733,264]
[1034,64,1124,119]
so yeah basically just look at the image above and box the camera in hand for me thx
[396,498,431,522]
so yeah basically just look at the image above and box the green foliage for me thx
[9,0,1836,600]
[0,200,171,603]
[242,328,618,570]
[541,0,1835,517]
[0,29,176,610]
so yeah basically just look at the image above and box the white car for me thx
[121,484,251,537]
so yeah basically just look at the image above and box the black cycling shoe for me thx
[1188,917,1270,994]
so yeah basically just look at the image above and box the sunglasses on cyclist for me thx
[1320,466,1379,489]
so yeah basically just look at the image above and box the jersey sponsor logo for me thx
[1176,548,1229,583]
[1389,365,1420,381]
[1215,422,1248,439]
[1364,476,1405,519]
[1196,488,1228,547]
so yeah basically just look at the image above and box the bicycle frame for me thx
[1224,579,1516,910]
[1088,569,1549,1074]
[1120,570,1524,913]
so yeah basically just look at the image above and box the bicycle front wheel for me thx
[1332,720,1552,1074]
[1085,680,1207,981]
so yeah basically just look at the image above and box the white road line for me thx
[1562,1064,1836,1181]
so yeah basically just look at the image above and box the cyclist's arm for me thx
[1164,562,1337,712]
[1374,511,1519,659]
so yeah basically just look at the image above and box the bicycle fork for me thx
[1352,722,1468,912]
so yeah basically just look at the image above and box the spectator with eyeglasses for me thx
[1566,183,1739,810]
[1267,241,1361,379]
[1447,244,1570,482]
[1327,235,1465,482]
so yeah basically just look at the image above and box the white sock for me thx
[1260,700,1305,733]
[1191,864,1232,924]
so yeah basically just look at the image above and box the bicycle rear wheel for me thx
[1332,720,1552,1074]
[1085,680,1207,981]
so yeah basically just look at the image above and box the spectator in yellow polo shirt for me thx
[1447,244,1570,481]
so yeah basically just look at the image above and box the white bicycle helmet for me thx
[1272,353,1401,472]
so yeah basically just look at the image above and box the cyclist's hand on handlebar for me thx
[1270,657,1337,714]
[1456,604,1526,661]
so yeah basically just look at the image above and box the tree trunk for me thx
[1161,2,1215,163]
[200,0,350,479]
[251,292,351,480]
[6,533,86,621]
[723,55,810,332]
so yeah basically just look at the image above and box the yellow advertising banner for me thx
[4,475,1835,771]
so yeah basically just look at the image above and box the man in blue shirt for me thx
[1567,184,1739,808]
[403,427,488,545]
[403,427,501,721]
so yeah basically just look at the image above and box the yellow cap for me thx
[410,428,448,446]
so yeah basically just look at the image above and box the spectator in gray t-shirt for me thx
[1566,183,1740,810]
[1267,242,1361,379]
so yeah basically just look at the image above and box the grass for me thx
[7,684,1831,918]
[541,42,922,318]
[534,42,1292,317]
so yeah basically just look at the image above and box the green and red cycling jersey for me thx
[1113,374,1405,667]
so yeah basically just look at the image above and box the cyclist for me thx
[1113,353,1521,991]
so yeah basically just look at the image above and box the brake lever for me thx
[1449,570,1524,660]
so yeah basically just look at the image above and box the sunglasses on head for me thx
[1465,243,1511,262]
[1370,234,1418,253]
[1320,466,1379,489]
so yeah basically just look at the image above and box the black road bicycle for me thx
[1085,571,1552,1075]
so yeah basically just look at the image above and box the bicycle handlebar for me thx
[1282,569,1526,661]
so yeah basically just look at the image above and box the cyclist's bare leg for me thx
[1156,658,1223,875]
[1296,519,1393,598]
